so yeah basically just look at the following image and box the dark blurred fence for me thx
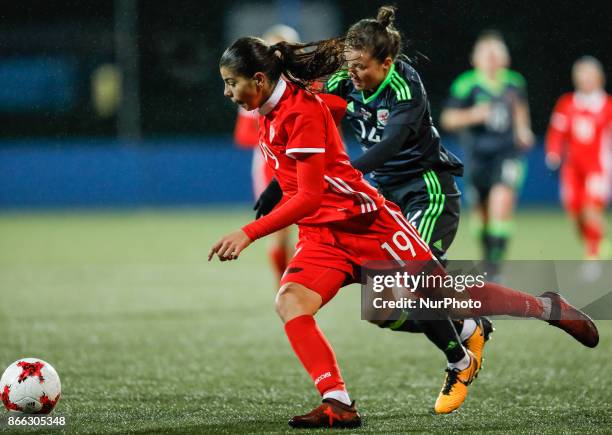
[0,0,609,139]
[0,0,605,208]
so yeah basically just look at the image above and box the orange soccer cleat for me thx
[434,349,479,414]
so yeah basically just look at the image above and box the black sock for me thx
[377,309,423,332]
[379,310,466,363]
[483,234,508,280]
[486,234,508,262]
[418,318,466,363]
[452,319,464,338]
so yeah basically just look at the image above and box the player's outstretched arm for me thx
[545,96,570,170]
[440,104,491,131]
[210,153,325,262]
[243,152,324,239]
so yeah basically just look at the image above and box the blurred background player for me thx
[233,24,301,282]
[545,56,612,260]
[440,30,535,278]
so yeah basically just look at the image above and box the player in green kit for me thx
[441,31,535,278]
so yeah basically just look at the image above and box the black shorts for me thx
[468,153,526,204]
[378,170,461,264]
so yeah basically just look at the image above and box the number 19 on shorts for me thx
[381,230,416,266]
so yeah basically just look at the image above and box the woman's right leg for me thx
[276,282,348,400]
[276,261,361,428]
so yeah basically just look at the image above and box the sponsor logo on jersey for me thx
[360,107,372,120]
[314,371,332,385]
[377,109,390,126]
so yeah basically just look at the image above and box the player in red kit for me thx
[233,24,301,282]
[210,35,598,428]
[546,56,612,259]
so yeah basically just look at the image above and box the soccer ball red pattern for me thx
[1,358,61,414]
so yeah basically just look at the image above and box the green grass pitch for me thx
[0,208,611,433]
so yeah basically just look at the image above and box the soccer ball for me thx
[0,358,61,414]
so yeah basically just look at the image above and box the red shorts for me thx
[280,201,434,305]
[560,164,610,214]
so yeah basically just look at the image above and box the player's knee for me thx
[275,283,320,323]
[583,206,603,224]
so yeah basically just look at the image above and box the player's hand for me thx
[545,153,561,171]
[516,127,535,150]
[208,230,252,262]
[469,103,491,124]
[254,179,283,219]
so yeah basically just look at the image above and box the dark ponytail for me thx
[346,5,402,62]
[220,36,346,91]
[376,5,396,28]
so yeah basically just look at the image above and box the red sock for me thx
[466,281,544,318]
[284,315,346,396]
[582,220,603,257]
[269,245,289,280]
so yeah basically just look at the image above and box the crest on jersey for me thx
[377,109,390,126]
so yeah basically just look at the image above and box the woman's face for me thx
[472,39,509,75]
[573,62,604,94]
[220,66,261,111]
[345,48,392,91]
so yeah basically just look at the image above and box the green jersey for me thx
[325,60,462,187]
[445,68,528,156]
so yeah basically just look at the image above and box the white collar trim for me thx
[574,91,606,112]
[259,78,287,115]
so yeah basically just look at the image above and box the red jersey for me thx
[233,107,259,148]
[233,85,347,149]
[242,79,384,240]
[546,91,612,172]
